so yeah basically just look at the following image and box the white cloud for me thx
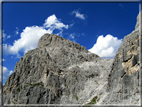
[3,66,9,74]
[9,70,13,75]
[69,34,75,39]
[2,30,7,40]
[3,32,6,38]
[69,22,75,27]
[65,32,85,43]
[43,14,68,29]
[15,27,19,35]
[4,14,69,56]
[4,26,50,55]
[2,30,11,40]
[0,66,11,80]
[0,58,14,80]
[71,10,86,20]
[43,14,57,28]
[67,33,76,42]
[88,34,122,58]
[7,35,10,38]
[56,30,63,37]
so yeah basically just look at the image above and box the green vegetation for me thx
[94,80,99,84]
[17,88,20,92]
[23,85,28,90]
[11,100,16,104]
[33,82,44,87]
[64,84,67,87]
[26,82,44,87]
[27,59,30,63]
[88,96,99,104]
[73,94,79,101]
[83,96,99,107]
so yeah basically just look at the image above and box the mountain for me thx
[3,11,141,106]
[100,11,141,105]
[3,33,113,104]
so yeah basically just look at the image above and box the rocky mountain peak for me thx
[37,33,88,53]
[37,33,63,48]
[102,11,141,105]
[3,32,113,105]
[3,12,141,106]
[135,11,142,30]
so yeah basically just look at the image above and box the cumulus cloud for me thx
[0,66,12,80]
[9,70,13,75]
[71,10,86,20]
[43,14,68,29]
[0,58,13,80]
[88,34,122,58]
[4,14,68,56]
[4,26,49,55]
[3,66,8,74]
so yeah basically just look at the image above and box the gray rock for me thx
[100,11,141,105]
[3,33,113,105]
[3,11,141,106]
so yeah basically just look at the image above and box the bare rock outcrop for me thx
[98,11,141,105]
[3,33,113,105]
[3,11,141,106]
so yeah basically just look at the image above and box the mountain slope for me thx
[99,11,141,105]
[3,11,141,106]
[3,33,113,104]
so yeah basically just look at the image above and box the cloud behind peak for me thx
[89,34,122,58]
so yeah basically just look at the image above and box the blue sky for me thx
[2,2,139,84]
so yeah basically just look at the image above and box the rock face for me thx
[3,12,141,105]
[3,34,113,104]
[100,11,141,105]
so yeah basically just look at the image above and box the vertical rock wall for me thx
[101,11,141,105]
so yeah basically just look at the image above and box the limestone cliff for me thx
[3,12,141,106]
[99,11,141,105]
[3,33,113,105]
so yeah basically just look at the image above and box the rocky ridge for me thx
[99,11,141,105]
[3,33,113,105]
[3,12,141,106]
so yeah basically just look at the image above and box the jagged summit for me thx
[3,32,113,104]
[135,11,142,30]
[37,33,66,48]
[3,12,140,105]
[101,11,141,105]
[37,33,88,53]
